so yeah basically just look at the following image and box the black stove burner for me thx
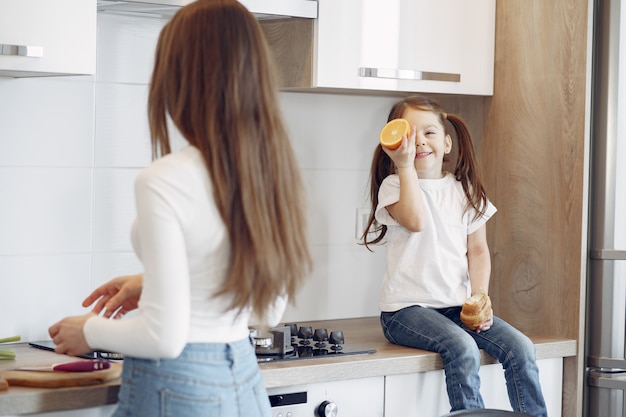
[256,343,376,363]
[253,323,376,363]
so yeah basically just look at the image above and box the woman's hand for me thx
[48,312,96,356]
[82,274,143,319]
[381,126,417,169]
[475,308,494,333]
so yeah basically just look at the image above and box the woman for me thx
[48,1,311,416]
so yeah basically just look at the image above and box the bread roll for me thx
[460,288,492,330]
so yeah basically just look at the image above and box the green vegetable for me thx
[0,349,15,359]
[0,336,20,359]
[0,335,20,344]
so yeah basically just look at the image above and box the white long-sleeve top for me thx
[84,145,286,358]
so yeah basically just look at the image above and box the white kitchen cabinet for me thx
[0,0,96,77]
[314,0,495,95]
[384,358,564,417]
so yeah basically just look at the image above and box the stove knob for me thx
[286,323,298,341]
[313,328,329,342]
[298,326,313,344]
[329,331,344,345]
[316,400,338,417]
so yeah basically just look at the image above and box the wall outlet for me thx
[355,208,372,240]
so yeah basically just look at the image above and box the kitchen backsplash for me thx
[0,13,394,341]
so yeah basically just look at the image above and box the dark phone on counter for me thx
[29,340,124,360]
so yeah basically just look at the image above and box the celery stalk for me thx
[0,335,20,344]
[0,349,15,359]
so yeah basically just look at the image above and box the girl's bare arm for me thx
[383,128,428,232]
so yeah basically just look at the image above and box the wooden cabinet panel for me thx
[478,1,589,416]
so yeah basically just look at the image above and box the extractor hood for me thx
[97,0,318,19]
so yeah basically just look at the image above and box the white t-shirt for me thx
[84,145,286,358]
[375,172,496,311]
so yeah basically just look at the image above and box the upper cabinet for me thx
[0,0,96,77]
[96,0,318,19]
[317,0,495,95]
[263,0,496,95]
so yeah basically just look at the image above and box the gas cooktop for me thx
[252,323,376,363]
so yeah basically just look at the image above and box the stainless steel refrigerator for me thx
[585,0,626,415]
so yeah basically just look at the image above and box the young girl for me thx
[362,95,547,416]
[48,1,310,416]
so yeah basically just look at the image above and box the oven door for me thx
[267,376,384,417]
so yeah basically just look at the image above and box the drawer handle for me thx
[590,249,626,260]
[359,67,460,82]
[0,44,44,58]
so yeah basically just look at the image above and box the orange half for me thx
[379,118,410,149]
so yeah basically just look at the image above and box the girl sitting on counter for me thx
[362,95,547,417]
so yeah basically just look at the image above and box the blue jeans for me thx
[112,339,271,417]
[380,306,547,417]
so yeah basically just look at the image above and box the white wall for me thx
[0,13,394,342]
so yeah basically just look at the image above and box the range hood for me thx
[97,0,318,19]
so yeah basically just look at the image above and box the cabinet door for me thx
[315,0,495,95]
[0,0,96,77]
[268,377,384,417]
[384,359,563,416]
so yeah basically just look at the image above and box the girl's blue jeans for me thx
[112,338,271,417]
[380,306,547,417]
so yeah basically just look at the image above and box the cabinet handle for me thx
[358,67,460,83]
[589,249,626,260]
[588,356,626,369]
[0,44,43,58]
[588,368,626,390]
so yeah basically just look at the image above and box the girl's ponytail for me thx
[446,114,488,220]
[362,144,393,250]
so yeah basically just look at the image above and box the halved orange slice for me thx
[379,118,410,149]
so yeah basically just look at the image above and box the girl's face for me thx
[402,108,452,179]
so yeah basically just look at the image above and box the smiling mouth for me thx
[415,152,432,158]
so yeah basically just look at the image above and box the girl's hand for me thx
[48,312,97,356]
[381,126,417,169]
[475,308,494,333]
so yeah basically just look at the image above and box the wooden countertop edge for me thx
[260,337,577,388]
[0,381,119,416]
[0,316,577,415]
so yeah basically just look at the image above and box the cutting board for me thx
[0,362,122,390]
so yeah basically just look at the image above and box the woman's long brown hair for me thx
[148,0,311,320]
[362,95,488,250]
